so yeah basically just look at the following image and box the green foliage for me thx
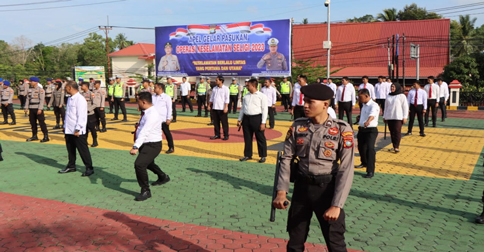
[450,15,479,58]
[291,59,341,84]
[442,55,479,89]
[346,14,377,23]
[397,4,442,21]
[377,8,398,21]
[114,33,134,50]
[302,18,309,25]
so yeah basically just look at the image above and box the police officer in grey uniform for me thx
[257,38,288,71]
[18,80,29,110]
[158,42,180,72]
[1,81,16,125]
[45,79,54,110]
[80,82,98,147]
[48,81,65,129]
[93,81,107,132]
[25,77,49,142]
[273,84,354,252]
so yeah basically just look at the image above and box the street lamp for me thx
[323,0,331,82]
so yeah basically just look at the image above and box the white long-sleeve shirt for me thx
[359,99,380,128]
[134,106,163,149]
[152,93,172,122]
[292,84,305,106]
[210,85,230,110]
[407,88,428,110]
[260,86,277,106]
[336,84,356,106]
[328,107,337,118]
[439,82,449,100]
[238,91,268,122]
[383,94,409,120]
[375,82,391,99]
[180,81,191,96]
[358,83,376,100]
[424,83,440,100]
[327,83,337,98]
[64,92,87,135]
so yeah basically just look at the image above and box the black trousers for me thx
[19,95,26,108]
[425,99,437,126]
[2,104,15,122]
[330,97,336,110]
[438,97,447,120]
[387,120,403,149]
[87,114,97,142]
[408,105,424,134]
[107,95,114,112]
[162,122,174,149]
[197,95,208,116]
[213,109,228,137]
[94,107,106,129]
[172,101,177,120]
[357,127,378,174]
[29,109,48,137]
[376,99,386,115]
[65,134,93,170]
[267,107,275,128]
[338,101,352,126]
[281,94,291,110]
[228,95,238,113]
[134,141,166,191]
[53,106,65,125]
[45,97,51,108]
[242,114,267,158]
[293,106,305,120]
[287,179,347,252]
[114,98,127,119]
[181,96,193,112]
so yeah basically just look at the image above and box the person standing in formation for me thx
[324,78,337,110]
[131,92,171,201]
[228,77,240,114]
[336,77,356,126]
[17,79,29,110]
[436,78,449,122]
[44,79,54,111]
[25,77,49,143]
[375,76,389,115]
[206,77,215,125]
[1,81,16,125]
[208,75,230,140]
[279,76,292,112]
[93,81,107,133]
[424,76,440,127]
[406,81,427,137]
[261,78,276,129]
[89,78,95,91]
[291,75,308,120]
[180,77,193,113]
[237,78,268,163]
[112,76,127,121]
[383,82,408,153]
[80,83,99,147]
[195,76,209,118]
[106,77,115,114]
[48,80,65,129]
[152,83,175,154]
[165,76,178,122]
[356,76,375,124]
[59,81,94,176]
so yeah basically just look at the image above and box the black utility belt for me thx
[1,100,9,101]
[244,114,261,117]
[29,103,40,105]
[297,173,335,185]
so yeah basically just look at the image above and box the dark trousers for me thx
[107,95,114,112]
[376,99,386,115]
[2,104,15,122]
[45,97,51,108]
[162,122,174,149]
[29,109,48,137]
[242,114,267,158]
[134,141,166,191]
[209,104,214,122]
[425,99,437,126]
[19,95,26,109]
[213,109,228,137]
[228,95,238,113]
[172,101,177,120]
[197,95,208,116]
[330,97,336,110]
[65,134,93,170]
[181,96,193,112]
[267,107,275,128]
[357,127,378,174]
[438,97,447,120]
[293,106,305,120]
[94,107,106,129]
[287,179,347,252]
[87,114,97,142]
[53,106,65,125]
[281,94,291,110]
[114,98,127,119]
[387,120,403,149]
[408,105,424,134]
[338,101,353,126]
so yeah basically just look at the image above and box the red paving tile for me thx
[0,192,364,252]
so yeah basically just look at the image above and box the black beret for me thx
[301,84,334,101]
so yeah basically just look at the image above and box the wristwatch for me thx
[132,146,139,150]
[75,130,80,133]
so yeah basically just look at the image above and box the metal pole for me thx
[396,34,399,83]
[387,38,391,79]
[416,45,420,80]
[403,33,406,90]
[392,35,395,81]
[326,4,330,81]
[99,16,112,78]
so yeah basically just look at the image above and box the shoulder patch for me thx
[285,126,293,141]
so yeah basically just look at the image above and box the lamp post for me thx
[324,0,331,82]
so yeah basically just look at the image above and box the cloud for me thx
[247,6,258,13]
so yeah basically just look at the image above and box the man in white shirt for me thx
[424,76,440,127]
[152,83,175,154]
[261,78,277,129]
[208,75,230,140]
[356,76,376,124]
[325,78,337,110]
[436,78,449,122]
[180,77,193,113]
[237,79,268,163]
[58,81,94,177]
[130,92,170,201]
[406,81,427,137]
[355,89,380,178]
[291,75,308,120]
[335,77,356,126]
[374,76,389,114]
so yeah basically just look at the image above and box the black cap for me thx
[301,84,334,101]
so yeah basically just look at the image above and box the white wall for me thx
[111,56,155,81]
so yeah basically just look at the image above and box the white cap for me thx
[268,38,279,46]
[66,77,72,81]
[200,76,205,79]
[245,79,249,82]
[232,77,236,81]
[167,76,172,79]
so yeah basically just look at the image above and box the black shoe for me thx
[40,137,49,143]
[433,125,436,127]
[58,167,76,174]
[232,112,236,114]
[122,118,128,122]
[424,124,428,127]
[101,128,107,132]
[204,115,208,117]
[405,132,412,136]
[210,135,220,140]
[82,169,94,177]
[222,136,229,141]
[284,109,288,112]
[0,155,3,161]
[476,212,484,224]
[239,157,252,162]
[442,119,445,122]
[91,141,98,147]
[165,148,174,154]
[53,125,60,129]
[27,136,39,142]
[182,110,186,112]
[9,121,16,125]
[172,119,177,123]
[151,175,171,186]
[258,157,266,163]
[1,121,8,125]
[420,133,426,137]
[207,123,213,126]
[355,164,365,168]
[135,190,152,201]
[364,172,374,178]
[111,117,118,120]
[195,115,201,117]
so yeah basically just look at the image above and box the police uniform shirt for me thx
[18,83,29,96]
[439,82,449,100]
[79,90,96,115]
[277,117,355,208]
[260,86,277,106]
[407,88,428,109]
[93,88,106,108]
[45,84,54,97]
[359,99,380,128]
[279,81,292,94]
[336,84,356,106]
[25,86,45,109]
[358,83,376,100]
[292,84,305,107]
[152,93,172,122]
[64,92,88,135]
[196,82,209,95]
[424,83,440,100]
[257,52,288,71]
[1,87,14,104]
[113,82,126,98]
[139,86,153,94]
[180,81,191,96]
[49,88,65,107]
[134,106,163,149]
[209,85,230,110]
[238,91,268,122]
[158,55,180,71]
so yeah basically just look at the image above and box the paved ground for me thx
[1,103,484,251]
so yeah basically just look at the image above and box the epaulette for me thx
[295,117,309,122]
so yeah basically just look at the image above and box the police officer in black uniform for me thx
[273,84,354,252]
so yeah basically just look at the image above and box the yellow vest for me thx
[197,83,207,94]
[113,82,124,98]
[108,84,114,96]
[243,87,249,97]
[229,84,239,95]
[165,84,174,98]
[280,81,290,94]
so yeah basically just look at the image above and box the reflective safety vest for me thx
[280,81,291,94]
[197,83,207,94]
[165,84,174,98]
[243,87,249,97]
[229,84,239,95]
[107,84,114,96]
[257,83,261,91]
[113,83,124,98]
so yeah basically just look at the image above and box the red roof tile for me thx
[109,43,155,57]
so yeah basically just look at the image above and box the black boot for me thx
[26,135,39,142]
[1,121,8,125]
[91,139,98,147]
[40,135,50,143]
[135,189,151,201]
[53,124,60,129]
[9,121,16,125]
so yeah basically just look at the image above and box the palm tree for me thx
[377,8,398,21]
[452,15,478,57]
[302,18,309,24]
[114,33,134,50]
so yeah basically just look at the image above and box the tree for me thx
[451,15,479,58]
[377,8,398,21]
[346,14,377,23]
[114,33,134,50]
[78,33,111,67]
[9,35,34,67]
[442,55,479,90]
[291,59,342,84]
[398,4,441,21]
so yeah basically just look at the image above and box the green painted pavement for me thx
[0,140,483,251]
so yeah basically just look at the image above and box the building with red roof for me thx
[109,43,155,80]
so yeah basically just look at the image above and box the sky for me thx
[1,0,483,47]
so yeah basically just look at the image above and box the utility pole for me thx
[99,16,112,78]
[324,1,331,82]
[387,38,391,79]
[402,33,406,90]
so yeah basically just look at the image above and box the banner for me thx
[74,66,106,87]
[155,19,291,77]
